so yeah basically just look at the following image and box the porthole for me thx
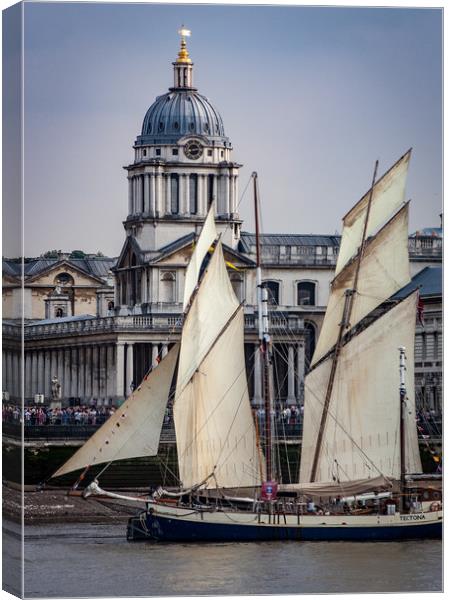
[158,122,164,131]
[174,121,179,130]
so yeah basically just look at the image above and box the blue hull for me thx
[127,512,442,542]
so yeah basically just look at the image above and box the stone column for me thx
[2,351,6,393]
[14,352,20,400]
[198,174,205,215]
[179,174,187,215]
[106,345,115,400]
[286,345,296,405]
[85,346,92,399]
[253,344,262,406]
[5,352,11,396]
[24,353,31,400]
[152,343,159,367]
[44,350,51,398]
[212,175,217,208]
[71,347,78,399]
[116,342,125,403]
[297,341,305,405]
[78,347,85,401]
[165,174,171,214]
[132,177,137,214]
[155,173,162,216]
[57,349,64,400]
[37,351,44,395]
[224,173,230,216]
[150,174,156,216]
[162,344,168,358]
[128,177,133,215]
[99,345,106,400]
[64,348,71,400]
[144,173,150,213]
[126,342,134,397]
[31,352,38,398]
[92,345,99,401]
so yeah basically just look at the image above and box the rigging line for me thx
[271,345,291,483]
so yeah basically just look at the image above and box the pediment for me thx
[26,261,104,286]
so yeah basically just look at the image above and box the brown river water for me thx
[4,521,443,597]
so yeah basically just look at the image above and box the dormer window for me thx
[155,148,161,156]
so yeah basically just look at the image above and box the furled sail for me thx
[312,204,410,365]
[52,344,179,478]
[300,293,422,485]
[183,205,217,309]
[335,149,411,276]
[174,240,264,489]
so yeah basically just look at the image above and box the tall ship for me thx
[52,149,442,541]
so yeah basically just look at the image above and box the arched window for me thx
[304,321,316,371]
[171,175,179,214]
[263,281,279,306]
[297,281,316,306]
[55,307,64,318]
[160,271,176,303]
[107,301,114,312]
[54,272,74,287]
[230,273,243,302]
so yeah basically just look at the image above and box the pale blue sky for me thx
[19,2,442,257]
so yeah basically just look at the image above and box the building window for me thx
[107,301,114,312]
[297,281,316,306]
[170,175,179,214]
[207,174,214,207]
[143,149,147,157]
[155,148,161,156]
[174,121,179,130]
[160,271,176,303]
[172,148,178,155]
[55,307,64,318]
[54,272,74,287]
[207,149,212,157]
[263,281,279,306]
[220,150,224,157]
[189,175,198,214]
[230,273,243,302]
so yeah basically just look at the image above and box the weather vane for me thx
[176,25,192,63]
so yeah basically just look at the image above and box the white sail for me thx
[300,293,422,485]
[176,240,239,389]
[175,308,263,489]
[335,149,411,275]
[312,204,410,365]
[183,205,217,310]
[52,344,179,478]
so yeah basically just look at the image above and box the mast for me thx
[398,346,407,513]
[253,172,274,482]
[309,160,378,482]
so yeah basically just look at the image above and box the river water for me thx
[17,522,442,597]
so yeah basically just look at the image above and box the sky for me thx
[6,2,443,257]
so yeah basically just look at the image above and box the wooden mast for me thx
[253,172,273,482]
[309,160,379,482]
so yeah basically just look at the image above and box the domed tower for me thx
[124,28,242,251]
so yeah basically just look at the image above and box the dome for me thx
[136,90,230,147]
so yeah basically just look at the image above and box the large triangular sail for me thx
[174,240,264,489]
[300,293,422,485]
[183,204,217,310]
[52,344,179,478]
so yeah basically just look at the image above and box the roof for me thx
[239,232,341,253]
[27,314,96,326]
[3,257,116,281]
[394,266,442,300]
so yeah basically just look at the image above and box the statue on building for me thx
[50,375,62,408]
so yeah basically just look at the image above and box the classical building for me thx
[2,33,442,413]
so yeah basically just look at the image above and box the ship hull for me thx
[127,507,442,542]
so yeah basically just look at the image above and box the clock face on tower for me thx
[184,140,203,160]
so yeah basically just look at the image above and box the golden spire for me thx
[176,26,192,64]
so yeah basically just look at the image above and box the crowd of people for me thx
[2,403,116,426]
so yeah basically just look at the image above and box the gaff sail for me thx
[52,344,179,478]
[300,292,422,485]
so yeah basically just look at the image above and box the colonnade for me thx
[127,172,238,218]
[3,341,170,406]
[251,342,305,407]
